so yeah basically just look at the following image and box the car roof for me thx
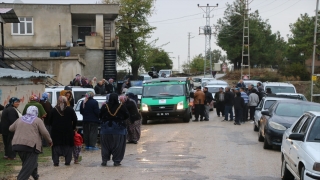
[305,111,320,116]
[206,80,228,85]
[274,99,319,105]
[129,86,142,89]
[262,82,295,87]
[143,77,188,84]
[77,96,106,102]
[275,93,304,96]
[262,96,291,101]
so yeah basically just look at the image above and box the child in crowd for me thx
[73,128,83,164]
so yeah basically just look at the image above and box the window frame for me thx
[11,17,34,36]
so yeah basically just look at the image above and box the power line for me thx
[266,0,302,18]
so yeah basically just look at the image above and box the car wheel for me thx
[258,127,264,142]
[300,166,305,180]
[263,136,272,149]
[281,157,294,180]
[183,109,191,123]
[142,116,148,125]
[253,122,259,132]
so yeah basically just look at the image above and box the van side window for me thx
[74,92,86,103]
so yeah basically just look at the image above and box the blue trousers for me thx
[224,105,233,120]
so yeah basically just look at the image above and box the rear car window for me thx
[265,86,295,93]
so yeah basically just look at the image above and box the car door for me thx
[289,115,312,175]
[254,98,264,124]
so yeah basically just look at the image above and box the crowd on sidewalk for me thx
[191,79,268,125]
[0,86,141,180]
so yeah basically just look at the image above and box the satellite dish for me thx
[13,0,24,3]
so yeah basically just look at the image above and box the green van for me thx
[140,77,192,124]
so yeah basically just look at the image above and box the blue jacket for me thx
[80,98,100,124]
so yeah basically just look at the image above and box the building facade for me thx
[0,3,119,85]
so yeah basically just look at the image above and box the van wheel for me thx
[142,116,148,125]
[183,109,191,123]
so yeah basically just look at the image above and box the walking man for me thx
[248,89,260,121]
[203,87,213,121]
[80,92,100,150]
[193,86,205,122]
[214,87,225,117]
[240,87,249,123]
[223,87,234,122]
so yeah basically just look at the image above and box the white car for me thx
[281,111,320,180]
[74,95,106,134]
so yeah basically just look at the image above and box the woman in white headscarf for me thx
[9,106,52,180]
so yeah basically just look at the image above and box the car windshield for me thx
[266,86,295,93]
[207,87,220,93]
[143,84,185,96]
[307,117,320,142]
[75,100,105,111]
[275,103,320,117]
[127,88,142,95]
[159,71,170,75]
[264,100,276,109]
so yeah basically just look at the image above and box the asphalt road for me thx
[35,110,282,180]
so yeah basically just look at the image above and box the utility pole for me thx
[178,55,180,73]
[240,0,250,79]
[188,32,194,74]
[311,0,319,102]
[198,3,218,78]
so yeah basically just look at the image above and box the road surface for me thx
[34,110,282,180]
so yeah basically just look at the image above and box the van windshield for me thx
[143,84,185,97]
[266,86,295,93]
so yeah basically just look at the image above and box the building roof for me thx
[0,68,54,79]
[0,8,19,23]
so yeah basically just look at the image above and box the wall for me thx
[0,84,45,112]
[72,18,96,41]
[85,36,103,49]
[0,4,72,47]
[83,49,104,81]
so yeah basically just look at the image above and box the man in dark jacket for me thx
[106,78,116,94]
[223,87,234,121]
[94,81,106,95]
[80,92,100,150]
[203,87,213,121]
[236,79,246,88]
[214,87,225,117]
[234,92,244,125]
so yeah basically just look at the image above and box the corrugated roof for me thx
[0,8,20,23]
[0,68,54,78]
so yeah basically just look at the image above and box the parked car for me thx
[74,95,106,134]
[281,111,320,180]
[262,82,297,93]
[253,97,288,132]
[45,86,95,107]
[201,78,215,87]
[193,78,201,88]
[272,93,307,101]
[258,100,320,149]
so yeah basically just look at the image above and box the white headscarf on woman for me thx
[21,106,39,124]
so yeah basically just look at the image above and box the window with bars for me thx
[11,17,33,35]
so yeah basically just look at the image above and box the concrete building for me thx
[0,3,119,85]
[0,68,54,112]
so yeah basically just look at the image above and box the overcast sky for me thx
[3,0,318,71]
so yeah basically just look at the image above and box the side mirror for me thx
[255,107,262,111]
[288,133,304,141]
[261,110,270,116]
[190,92,194,98]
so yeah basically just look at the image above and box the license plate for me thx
[156,113,169,116]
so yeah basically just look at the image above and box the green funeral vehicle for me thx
[140,77,193,124]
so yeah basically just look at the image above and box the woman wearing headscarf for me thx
[99,93,129,166]
[22,95,46,119]
[0,97,21,160]
[60,90,74,108]
[39,92,53,147]
[49,96,77,166]
[120,93,141,144]
[9,106,52,180]
[80,91,100,150]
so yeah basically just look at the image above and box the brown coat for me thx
[194,90,205,105]
[9,117,52,152]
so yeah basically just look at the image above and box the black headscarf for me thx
[107,93,119,107]
[5,97,20,108]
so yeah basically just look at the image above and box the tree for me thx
[216,0,287,69]
[189,54,205,73]
[286,13,320,63]
[144,48,173,71]
[103,0,156,79]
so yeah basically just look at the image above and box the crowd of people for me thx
[213,79,271,125]
[0,88,141,179]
